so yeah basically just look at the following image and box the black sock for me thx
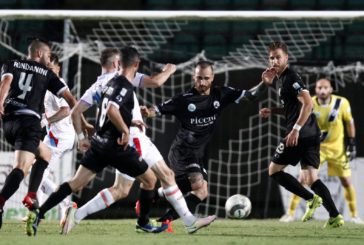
[28,159,48,193]
[158,193,202,222]
[153,188,161,202]
[0,168,24,201]
[39,182,72,218]
[271,171,313,200]
[137,189,155,226]
[311,179,339,217]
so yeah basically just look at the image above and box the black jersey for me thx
[1,59,66,117]
[156,86,247,157]
[277,67,320,138]
[94,75,134,145]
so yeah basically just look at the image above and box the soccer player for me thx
[61,48,216,235]
[37,53,76,219]
[141,60,271,223]
[259,41,344,228]
[28,47,214,236]
[0,38,77,229]
[280,78,363,224]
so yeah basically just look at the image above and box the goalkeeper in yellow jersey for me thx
[280,78,363,224]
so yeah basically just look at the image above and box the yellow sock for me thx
[344,185,358,217]
[287,194,301,216]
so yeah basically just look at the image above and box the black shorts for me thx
[80,140,148,178]
[2,114,42,154]
[272,136,320,169]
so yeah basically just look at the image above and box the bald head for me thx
[315,78,333,101]
[28,39,51,66]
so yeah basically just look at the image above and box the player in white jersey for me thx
[61,47,216,234]
[36,54,76,219]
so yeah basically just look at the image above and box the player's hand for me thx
[83,122,95,136]
[346,137,357,161]
[131,120,147,132]
[78,138,91,153]
[285,129,299,147]
[162,63,177,75]
[259,108,272,118]
[261,67,277,85]
[140,106,150,117]
[117,131,129,150]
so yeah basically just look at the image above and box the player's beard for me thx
[318,92,330,101]
[196,84,210,95]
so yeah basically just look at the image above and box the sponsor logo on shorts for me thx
[275,143,285,158]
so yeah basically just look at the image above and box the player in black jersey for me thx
[0,39,77,230]
[141,60,272,223]
[27,47,168,236]
[259,41,343,228]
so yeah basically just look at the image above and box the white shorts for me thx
[116,127,163,181]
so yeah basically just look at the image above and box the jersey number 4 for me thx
[17,72,33,99]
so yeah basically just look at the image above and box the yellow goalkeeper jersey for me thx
[312,94,353,149]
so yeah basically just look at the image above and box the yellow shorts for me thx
[320,146,351,177]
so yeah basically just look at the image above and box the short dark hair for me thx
[100,48,120,67]
[268,41,288,54]
[50,53,60,66]
[120,46,140,68]
[196,60,214,73]
[28,38,50,54]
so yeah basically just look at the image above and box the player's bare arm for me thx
[71,101,91,152]
[0,74,13,117]
[43,106,70,125]
[285,90,313,147]
[60,89,77,109]
[107,103,129,150]
[140,63,176,88]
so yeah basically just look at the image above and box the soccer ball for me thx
[225,194,252,219]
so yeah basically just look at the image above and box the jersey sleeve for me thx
[341,98,353,123]
[80,81,101,106]
[47,71,67,97]
[56,79,70,107]
[155,95,180,116]
[131,72,144,87]
[289,72,306,96]
[107,85,133,109]
[1,61,14,80]
[220,86,246,105]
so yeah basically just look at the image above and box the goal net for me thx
[0,11,363,220]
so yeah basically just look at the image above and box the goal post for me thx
[0,10,364,20]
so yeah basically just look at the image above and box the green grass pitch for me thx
[1,219,364,245]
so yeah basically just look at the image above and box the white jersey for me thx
[80,71,118,106]
[81,71,146,132]
[44,78,75,147]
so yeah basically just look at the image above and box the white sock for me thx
[59,195,71,220]
[38,176,57,205]
[74,188,115,222]
[157,187,165,198]
[41,177,57,195]
[163,185,196,226]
